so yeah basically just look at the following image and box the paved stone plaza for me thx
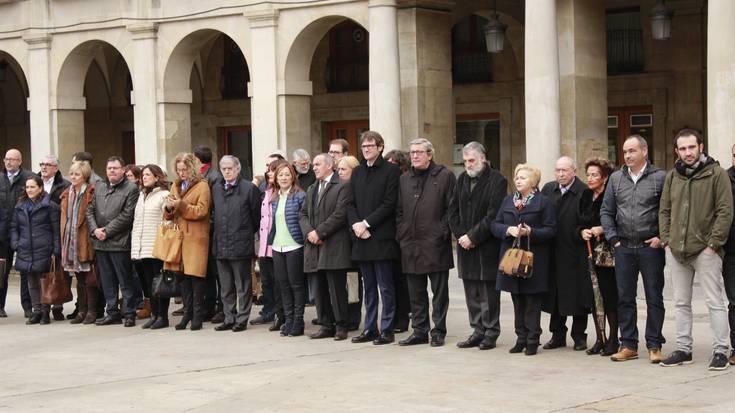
[0,270,732,412]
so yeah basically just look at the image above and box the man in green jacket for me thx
[659,128,733,371]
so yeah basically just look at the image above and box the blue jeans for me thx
[96,250,142,318]
[359,260,396,334]
[615,244,666,351]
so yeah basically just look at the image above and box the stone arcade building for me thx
[0,0,733,183]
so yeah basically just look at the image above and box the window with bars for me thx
[451,15,493,84]
[606,9,644,75]
[326,21,369,93]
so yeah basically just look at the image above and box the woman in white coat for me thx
[131,164,170,329]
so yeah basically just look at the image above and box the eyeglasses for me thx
[39,163,58,168]
[361,144,377,149]
[409,150,428,156]
[328,150,343,155]
[4,158,20,162]
[176,168,189,174]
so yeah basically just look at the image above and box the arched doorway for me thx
[163,30,252,177]
[0,52,30,163]
[56,41,134,175]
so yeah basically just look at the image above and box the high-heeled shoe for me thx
[586,340,604,355]
[175,316,191,330]
[509,342,526,353]
[600,339,620,356]
[142,316,158,329]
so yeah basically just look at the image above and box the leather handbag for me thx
[152,221,183,263]
[152,270,181,298]
[41,256,73,305]
[593,240,615,267]
[499,233,534,279]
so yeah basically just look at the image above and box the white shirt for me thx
[629,163,647,184]
[43,177,54,194]
[560,177,575,195]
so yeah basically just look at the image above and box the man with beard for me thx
[659,129,733,370]
[449,142,507,350]
[293,149,316,191]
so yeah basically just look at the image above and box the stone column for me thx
[525,0,561,185]
[24,33,53,169]
[369,0,403,152]
[557,0,607,164]
[398,1,453,166]
[278,80,313,157]
[128,23,161,166]
[707,1,735,165]
[157,88,193,166]
[245,6,281,167]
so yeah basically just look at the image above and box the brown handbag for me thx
[41,256,73,305]
[152,221,183,263]
[593,239,615,267]
[499,233,534,279]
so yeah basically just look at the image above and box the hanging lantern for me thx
[484,13,507,53]
[650,0,674,40]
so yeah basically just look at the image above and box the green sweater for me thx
[659,157,734,261]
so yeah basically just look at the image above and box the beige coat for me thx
[131,187,169,260]
[163,179,211,277]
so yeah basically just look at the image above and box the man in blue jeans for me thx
[600,135,667,363]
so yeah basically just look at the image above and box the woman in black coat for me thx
[578,157,618,356]
[11,175,61,325]
[492,164,556,355]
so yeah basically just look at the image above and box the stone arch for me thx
[0,50,31,160]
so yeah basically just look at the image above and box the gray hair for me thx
[557,155,577,170]
[409,138,434,154]
[292,149,311,162]
[462,141,486,157]
[219,155,241,170]
[314,153,335,168]
[43,154,60,165]
[625,134,648,150]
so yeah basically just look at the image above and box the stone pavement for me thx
[0,269,732,413]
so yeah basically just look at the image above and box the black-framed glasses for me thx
[39,163,58,168]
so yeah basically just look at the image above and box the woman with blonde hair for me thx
[491,163,556,355]
[336,156,360,182]
[59,160,98,324]
[163,152,212,331]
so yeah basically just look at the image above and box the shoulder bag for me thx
[41,256,73,305]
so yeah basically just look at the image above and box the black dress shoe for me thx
[210,312,225,324]
[190,320,203,331]
[215,323,235,331]
[399,333,429,346]
[430,335,445,347]
[509,342,526,353]
[95,315,123,326]
[310,328,335,339]
[573,338,588,351]
[150,318,169,329]
[24,309,32,318]
[124,317,136,327]
[175,317,191,330]
[457,333,484,349]
[543,337,567,350]
[373,331,395,345]
[478,336,497,350]
[525,344,539,356]
[26,312,42,325]
[351,330,378,343]
[250,314,273,325]
[142,316,158,329]
[232,322,248,332]
[40,311,51,325]
[334,330,348,341]
[52,308,65,321]
[269,316,285,332]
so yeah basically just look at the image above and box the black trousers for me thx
[273,249,305,323]
[259,256,282,319]
[511,293,544,346]
[462,279,501,340]
[723,251,735,348]
[406,271,449,338]
[204,255,221,315]
[133,259,169,319]
[177,274,206,322]
[313,270,349,331]
[393,259,411,330]
[549,313,588,341]
[347,271,363,329]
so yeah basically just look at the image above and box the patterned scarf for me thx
[513,190,535,211]
[62,184,89,272]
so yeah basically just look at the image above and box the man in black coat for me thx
[299,154,353,340]
[0,148,35,317]
[723,144,735,365]
[347,131,401,345]
[194,145,224,323]
[397,139,456,347]
[210,155,261,332]
[449,142,507,350]
[541,156,591,351]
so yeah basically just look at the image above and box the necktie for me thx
[318,180,326,199]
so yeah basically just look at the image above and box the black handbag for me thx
[152,270,181,298]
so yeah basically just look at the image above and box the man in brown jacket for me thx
[396,138,456,347]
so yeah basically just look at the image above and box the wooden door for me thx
[217,125,253,179]
[608,106,653,166]
[323,119,369,156]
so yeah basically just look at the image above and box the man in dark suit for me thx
[299,154,352,340]
[0,148,35,318]
[449,142,507,350]
[347,131,401,345]
[541,156,591,351]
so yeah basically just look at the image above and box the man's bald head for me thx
[4,149,22,173]
[554,156,577,187]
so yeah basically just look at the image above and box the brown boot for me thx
[83,312,97,324]
[70,312,86,324]
[84,285,99,324]
[137,298,151,319]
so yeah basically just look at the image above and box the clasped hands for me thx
[506,224,531,238]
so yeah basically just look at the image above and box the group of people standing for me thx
[1,127,733,371]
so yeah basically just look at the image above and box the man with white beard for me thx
[293,149,316,191]
[449,142,508,350]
